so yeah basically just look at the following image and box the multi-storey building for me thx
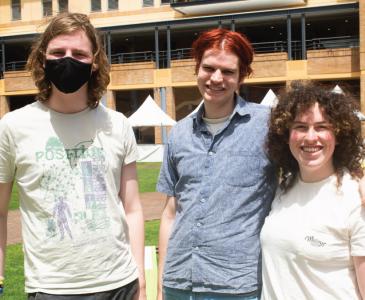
[0,0,363,143]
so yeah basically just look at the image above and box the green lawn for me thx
[3,162,162,299]
[3,220,160,299]
[137,162,161,193]
[9,162,161,211]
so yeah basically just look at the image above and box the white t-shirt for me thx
[0,101,139,294]
[261,173,365,300]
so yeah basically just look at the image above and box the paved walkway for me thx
[6,192,166,245]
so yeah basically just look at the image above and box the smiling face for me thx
[45,29,94,64]
[197,48,240,118]
[289,102,336,182]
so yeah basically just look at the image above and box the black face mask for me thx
[45,57,92,94]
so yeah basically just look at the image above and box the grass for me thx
[137,162,161,193]
[4,163,162,299]
[145,220,160,246]
[8,162,161,211]
[3,244,25,299]
[4,220,160,299]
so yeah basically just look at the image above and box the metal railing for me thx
[110,51,154,64]
[306,35,359,50]
[2,35,359,72]
[5,60,27,71]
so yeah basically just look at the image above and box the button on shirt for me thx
[157,95,277,294]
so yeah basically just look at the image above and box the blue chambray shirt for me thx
[157,95,277,294]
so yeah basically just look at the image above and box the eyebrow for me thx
[292,121,332,125]
[201,63,237,72]
[47,47,91,54]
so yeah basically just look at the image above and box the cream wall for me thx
[307,0,357,5]
[0,0,358,36]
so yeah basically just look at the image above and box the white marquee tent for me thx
[260,89,278,107]
[330,85,365,120]
[128,95,176,127]
[128,95,176,162]
[332,84,344,94]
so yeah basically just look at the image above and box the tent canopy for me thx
[128,95,177,127]
[332,85,344,94]
[260,89,279,107]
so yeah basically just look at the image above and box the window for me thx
[43,0,52,17]
[91,0,101,12]
[11,0,21,20]
[58,0,68,12]
[143,0,154,7]
[108,0,118,10]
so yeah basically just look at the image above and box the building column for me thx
[0,96,9,117]
[360,0,365,136]
[153,87,175,144]
[155,27,160,69]
[105,90,116,110]
[153,88,162,144]
[165,86,176,120]
[287,15,292,61]
[301,13,306,60]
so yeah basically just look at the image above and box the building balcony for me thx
[0,35,359,91]
[170,0,306,15]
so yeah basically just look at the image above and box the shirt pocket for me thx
[221,151,262,188]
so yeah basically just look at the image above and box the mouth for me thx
[301,146,323,153]
[206,85,225,92]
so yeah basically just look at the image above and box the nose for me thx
[304,127,318,142]
[211,69,223,82]
[64,50,73,58]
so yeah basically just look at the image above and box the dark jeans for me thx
[27,279,138,300]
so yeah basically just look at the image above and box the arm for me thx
[354,256,365,298]
[0,182,13,285]
[120,162,146,300]
[157,196,177,300]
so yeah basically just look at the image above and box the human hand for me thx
[157,290,163,300]
[133,284,146,300]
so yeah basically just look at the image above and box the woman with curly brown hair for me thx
[260,81,365,299]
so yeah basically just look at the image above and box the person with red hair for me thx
[157,28,277,299]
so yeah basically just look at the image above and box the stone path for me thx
[6,192,166,245]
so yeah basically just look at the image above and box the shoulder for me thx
[93,105,136,141]
[340,172,361,205]
[1,102,41,127]
[3,102,39,119]
[239,98,271,119]
[95,104,133,130]
[96,104,129,122]
[168,114,193,139]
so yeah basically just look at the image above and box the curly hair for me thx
[26,13,110,108]
[191,28,254,82]
[267,81,363,192]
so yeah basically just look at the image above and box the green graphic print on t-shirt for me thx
[36,136,110,241]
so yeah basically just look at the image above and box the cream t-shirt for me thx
[260,173,365,299]
[0,102,139,294]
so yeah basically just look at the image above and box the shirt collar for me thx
[192,94,250,131]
